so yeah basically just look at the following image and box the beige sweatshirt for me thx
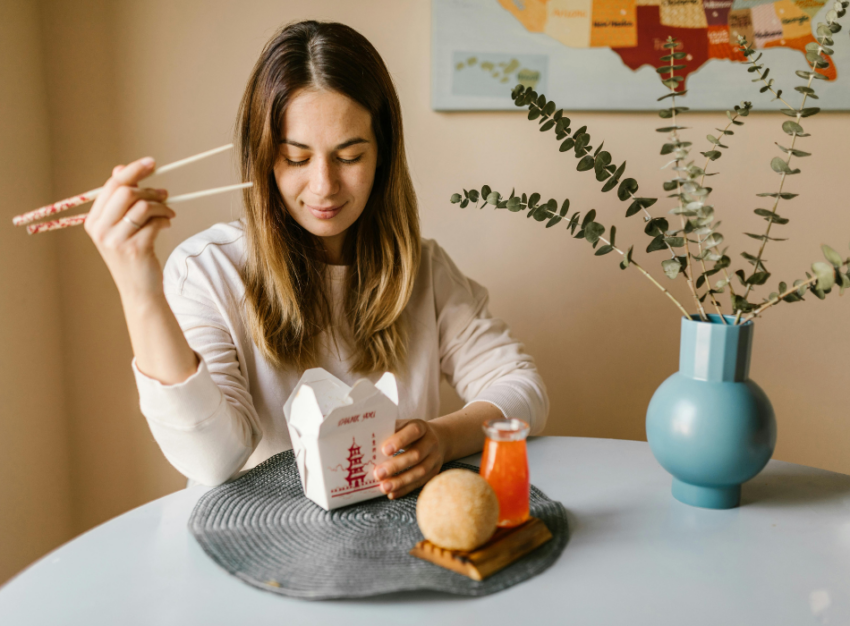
[132,220,549,485]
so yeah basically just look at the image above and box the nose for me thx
[308,156,339,199]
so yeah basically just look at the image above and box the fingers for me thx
[100,187,169,229]
[130,216,173,248]
[112,156,156,186]
[381,419,427,456]
[88,157,156,222]
[124,198,175,228]
[100,202,174,249]
[374,424,444,499]
[380,453,441,500]
[375,442,425,480]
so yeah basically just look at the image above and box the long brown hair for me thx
[237,20,420,374]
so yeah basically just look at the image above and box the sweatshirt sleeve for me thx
[131,252,262,486]
[431,242,549,435]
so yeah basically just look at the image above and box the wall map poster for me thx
[432,0,850,110]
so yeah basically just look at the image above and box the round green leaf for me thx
[662,259,681,279]
[812,261,836,291]
[822,244,843,267]
[782,121,804,135]
[618,178,639,201]
[577,155,595,172]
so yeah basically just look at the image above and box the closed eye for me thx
[284,156,363,167]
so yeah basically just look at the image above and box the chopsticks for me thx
[12,143,253,235]
[26,182,253,234]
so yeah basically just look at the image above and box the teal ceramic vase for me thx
[646,314,777,509]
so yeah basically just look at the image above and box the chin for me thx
[300,214,349,236]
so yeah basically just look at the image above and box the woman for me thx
[84,20,548,499]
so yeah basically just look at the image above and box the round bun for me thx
[416,469,499,551]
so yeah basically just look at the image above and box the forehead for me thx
[282,89,374,147]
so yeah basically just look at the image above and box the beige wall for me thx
[2,0,849,582]
[0,0,73,584]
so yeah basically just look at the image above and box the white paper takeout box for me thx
[283,368,399,511]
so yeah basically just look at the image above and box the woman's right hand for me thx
[84,156,176,301]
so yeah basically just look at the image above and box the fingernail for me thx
[380,482,390,494]
[375,467,387,480]
[157,188,168,198]
[141,157,155,167]
[383,445,395,456]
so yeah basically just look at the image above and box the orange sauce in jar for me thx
[479,419,530,527]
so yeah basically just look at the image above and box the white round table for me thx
[2,437,849,625]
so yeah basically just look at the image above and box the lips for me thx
[306,202,345,220]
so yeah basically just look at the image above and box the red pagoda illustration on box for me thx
[283,367,399,510]
[345,438,367,488]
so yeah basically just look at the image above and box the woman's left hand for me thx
[373,419,447,500]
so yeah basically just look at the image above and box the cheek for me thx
[346,165,377,195]
[272,167,301,201]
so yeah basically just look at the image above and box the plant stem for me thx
[695,113,743,324]
[598,235,693,318]
[752,74,797,111]
[625,189,701,314]
[740,275,818,323]
[667,53,709,321]
[734,61,818,324]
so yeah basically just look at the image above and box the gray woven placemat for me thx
[188,450,568,599]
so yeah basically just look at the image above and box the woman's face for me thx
[274,88,379,259]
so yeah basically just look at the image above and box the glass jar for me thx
[479,418,530,527]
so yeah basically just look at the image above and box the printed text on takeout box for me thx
[337,411,377,427]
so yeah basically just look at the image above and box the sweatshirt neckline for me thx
[324,264,348,281]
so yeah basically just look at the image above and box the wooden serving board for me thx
[409,517,553,581]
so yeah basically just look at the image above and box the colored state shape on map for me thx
[660,0,708,28]
[612,5,709,90]
[791,0,826,18]
[752,3,784,47]
[591,0,638,47]
[548,0,594,48]
[707,25,748,60]
[763,38,838,79]
[499,0,549,30]
[704,0,733,24]
[775,0,812,37]
[728,8,756,45]
[703,0,748,60]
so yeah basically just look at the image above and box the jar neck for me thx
[679,315,753,382]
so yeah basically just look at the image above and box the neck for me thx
[322,231,347,265]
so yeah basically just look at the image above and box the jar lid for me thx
[482,418,530,442]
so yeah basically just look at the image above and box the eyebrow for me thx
[281,138,369,150]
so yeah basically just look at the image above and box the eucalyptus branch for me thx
[657,37,709,321]
[743,51,795,110]
[697,101,752,313]
[741,276,817,323]
[741,243,850,322]
[514,83,702,314]
[732,24,843,323]
[449,186,691,317]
